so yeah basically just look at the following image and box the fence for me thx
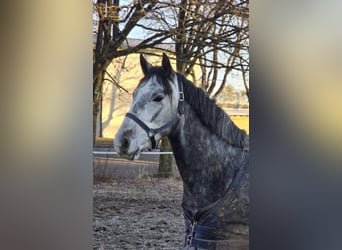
[93,141,179,178]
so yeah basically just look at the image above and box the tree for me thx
[157,0,249,176]
[171,0,249,98]
[101,56,130,134]
[93,0,172,143]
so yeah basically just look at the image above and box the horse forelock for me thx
[178,74,248,149]
[137,66,174,98]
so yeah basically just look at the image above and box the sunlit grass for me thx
[231,116,249,134]
[96,115,249,143]
[95,137,113,143]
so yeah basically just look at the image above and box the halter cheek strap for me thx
[177,74,185,116]
[125,74,184,149]
[125,113,157,149]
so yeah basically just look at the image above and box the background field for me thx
[97,115,248,143]
[231,116,249,134]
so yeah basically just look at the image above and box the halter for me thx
[125,74,184,149]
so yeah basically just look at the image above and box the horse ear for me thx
[140,54,152,75]
[162,53,173,76]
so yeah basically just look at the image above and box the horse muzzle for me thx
[114,138,141,161]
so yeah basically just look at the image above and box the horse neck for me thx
[168,103,242,212]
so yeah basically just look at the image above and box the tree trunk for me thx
[93,106,98,145]
[95,99,102,138]
[157,0,188,177]
[158,138,173,177]
[93,66,106,145]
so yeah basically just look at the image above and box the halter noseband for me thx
[125,74,184,149]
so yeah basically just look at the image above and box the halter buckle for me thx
[186,234,193,246]
[148,130,156,137]
[186,221,197,246]
[179,92,184,102]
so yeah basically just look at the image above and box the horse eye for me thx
[152,95,164,102]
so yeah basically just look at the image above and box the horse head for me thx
[114,53,182,160]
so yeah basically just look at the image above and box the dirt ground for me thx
[93,176,185,250]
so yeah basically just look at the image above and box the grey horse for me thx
[114,54,249,249]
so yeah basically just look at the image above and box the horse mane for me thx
[178,73,248,149]
[138,64,248,149]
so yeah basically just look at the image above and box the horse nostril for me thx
[120,137,130,152]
